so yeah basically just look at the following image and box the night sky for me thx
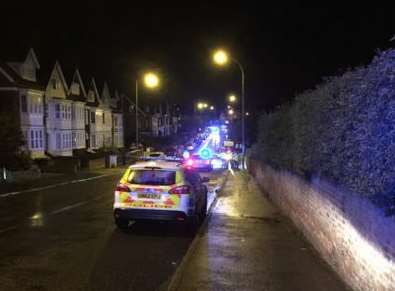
[1,4,394,114]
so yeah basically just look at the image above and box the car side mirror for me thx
[201,177,210,183]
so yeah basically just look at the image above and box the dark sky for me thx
[1,4,395,113]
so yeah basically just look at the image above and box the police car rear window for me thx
[127,170,176,185]
[149,153,162,157]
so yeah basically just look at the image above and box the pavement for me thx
[169,171,350,291]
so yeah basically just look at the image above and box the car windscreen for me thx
[127,170,176,185]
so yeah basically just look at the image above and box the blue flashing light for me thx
[199,148,213,160]
[209,126,219,133]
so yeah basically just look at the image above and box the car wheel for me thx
[114,217,130,231]
[200,193,208,220]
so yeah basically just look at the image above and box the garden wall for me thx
[250,161,395,291]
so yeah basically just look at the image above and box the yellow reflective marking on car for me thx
[119,192,130,202]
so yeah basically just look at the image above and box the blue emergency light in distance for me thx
[199,148,213,160]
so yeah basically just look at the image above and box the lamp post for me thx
[213,49,246,168]
[135,72,159,146]
[228,94,237,103]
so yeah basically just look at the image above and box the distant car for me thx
[184,154,213,172]
[113,161,208,230]
[144,151,166,160]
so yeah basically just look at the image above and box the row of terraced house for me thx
[0,48,182,162]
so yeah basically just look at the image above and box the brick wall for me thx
[250,161,395,291]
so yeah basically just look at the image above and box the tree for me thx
[0,114,30,171]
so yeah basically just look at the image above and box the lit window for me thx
[51,79,57,89]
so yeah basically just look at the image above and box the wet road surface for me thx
[0,168,224,291]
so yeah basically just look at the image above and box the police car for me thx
[113,160,208,230]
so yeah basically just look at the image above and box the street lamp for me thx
[213,49,229,66]
[228,109,234,116]
[135,72,160,146]
[212,48,246,168]
[197,102,204,110]
[144,72,160,88]
[228,94,237,103]
[210,105,215,111]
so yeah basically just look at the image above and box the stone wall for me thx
[249,161,395,291]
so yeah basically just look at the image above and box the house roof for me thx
[85,77,101,107]
[0,61,44,90]
[67,69,87,102]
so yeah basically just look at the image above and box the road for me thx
[0,167,224,291]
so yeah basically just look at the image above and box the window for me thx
[103,113,105,124]
[56,133,61,149]
[35,131,39,148]
[72,132,76,148]
[55,104,60,119]
[39,131,43,148]
[72,106,75,120]
[37,98,42,114]
[30,130,34,148]
[21,95,27,112]
[127,170,176,186]
[90,112,95,123]
[51,79,57,89]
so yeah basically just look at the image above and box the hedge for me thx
[252,49,395,207]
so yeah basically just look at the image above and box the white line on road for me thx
[0,174,111,198]
[0,225,18,234]
[0,195,107,235]
[49,201,88,215]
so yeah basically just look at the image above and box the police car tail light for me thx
[169,185,191,194]
[116,184,130,192]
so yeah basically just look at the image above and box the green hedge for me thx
[253,49,395,200]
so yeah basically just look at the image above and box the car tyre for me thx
[200,192,208,220]
[115,217,130,231]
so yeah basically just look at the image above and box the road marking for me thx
[49,201,88,215]
[0,196,107,235]
[0,225,18,234]
[0,174,111,198]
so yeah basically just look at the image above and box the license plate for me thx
[138,193,161,199]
